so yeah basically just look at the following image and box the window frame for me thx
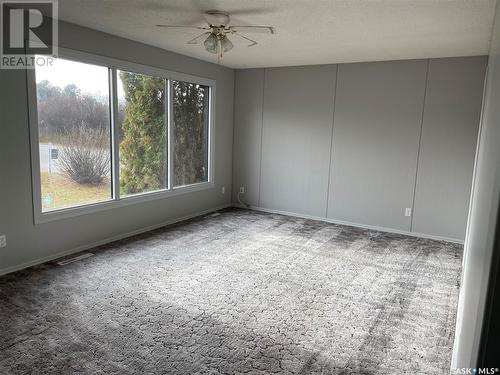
[27,47,216,224]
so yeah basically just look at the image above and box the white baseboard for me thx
[0,204,232,277]
[232,203,464,245]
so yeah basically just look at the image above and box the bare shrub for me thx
[58,125,110,185]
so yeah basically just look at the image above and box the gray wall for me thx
[329,60,427,230]
[412,58,487,239]
[260,65,336,216]
[452,1,500,368]
[233,56,486,241]
[0,21,234,274]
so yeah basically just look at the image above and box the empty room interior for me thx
[1,0,500,373]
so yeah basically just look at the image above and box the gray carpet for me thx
[0,208,462,374]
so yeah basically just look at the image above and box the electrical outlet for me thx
[239,186,245,194]
[221,186,225,194]
[0,235,6,248]
[405,208,412,217]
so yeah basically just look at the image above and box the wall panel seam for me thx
[257,68,266,206]
[231,71,237,202]
[410,59,431,232]
[325,64,339,218]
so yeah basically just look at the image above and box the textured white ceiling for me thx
[57,0,497,69]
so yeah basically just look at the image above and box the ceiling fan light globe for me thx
[203,34,218,54]
[221,36,234,53]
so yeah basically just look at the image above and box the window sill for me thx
[34,181,215,224]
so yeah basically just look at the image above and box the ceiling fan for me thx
[156,10,275,62]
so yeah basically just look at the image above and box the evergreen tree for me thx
[119,71,166,194]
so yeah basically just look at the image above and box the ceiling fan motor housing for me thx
[204,11,230,27]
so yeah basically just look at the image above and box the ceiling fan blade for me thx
[156,25,210,30]
[187,32,211,44]
[231,32,258,47]
[228,25,275,34]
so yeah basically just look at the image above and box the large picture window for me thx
[35,58,112,212]
[29,50,214,223]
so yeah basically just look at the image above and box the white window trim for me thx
[27,46,216,224]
